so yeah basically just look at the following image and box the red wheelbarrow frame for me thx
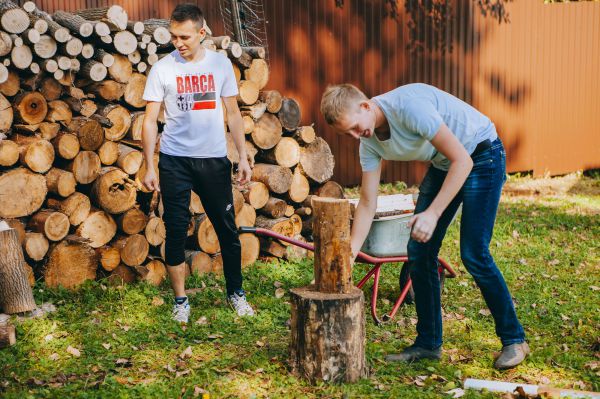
[239,226,457,325]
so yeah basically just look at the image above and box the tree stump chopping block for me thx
[289,285,367,383]
[289,197,367,384]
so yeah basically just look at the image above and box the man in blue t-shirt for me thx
[321,83,528,370]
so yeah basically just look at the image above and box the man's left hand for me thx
[237,158,252,185]
[408,210,439,243]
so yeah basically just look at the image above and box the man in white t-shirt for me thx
[142,3,254,323]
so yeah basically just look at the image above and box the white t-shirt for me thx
[143,50,239,158]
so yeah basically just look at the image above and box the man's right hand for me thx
[142,168,160,192]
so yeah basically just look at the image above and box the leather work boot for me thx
[494,342,530,370]
[385,345,442,363]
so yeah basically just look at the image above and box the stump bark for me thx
[0,226,37,313]
[289,286,367,383]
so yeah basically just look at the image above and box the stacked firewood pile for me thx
[0,1,343,290]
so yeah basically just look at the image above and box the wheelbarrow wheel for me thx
[399,261,445,305]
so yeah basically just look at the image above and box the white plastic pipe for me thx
[464,378,539,396]
[464,378,600,399]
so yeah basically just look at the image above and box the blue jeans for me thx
[408,138,525,349]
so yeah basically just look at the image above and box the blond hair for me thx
[320,84,368,125]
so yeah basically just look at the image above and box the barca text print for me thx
[175,73,216,111]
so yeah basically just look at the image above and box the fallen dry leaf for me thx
[539,376,551,385]
[479,309,491,317]
[176,369,190,378]
[446,388,465,398]
[115,358,132,367]
[195,316,208,325]
[151,296,164,306]
[275,288,286,299]
[256,340,265,347]
[165,363,176,373]
[66,346,80,357]
[585,361,600,370]
[180,346,193,359]
[273,281,283,288]
[102,343,111,350]
[49,353,59,361]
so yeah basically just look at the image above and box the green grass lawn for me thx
[1,174,599,398]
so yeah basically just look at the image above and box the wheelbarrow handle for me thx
[238,226,257,234]
[238,226,315,252]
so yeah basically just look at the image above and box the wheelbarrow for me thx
[239,212,457,325]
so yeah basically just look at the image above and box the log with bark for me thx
[116,207,147,235]
[75,209,116,248]
[66,150,101,184]
[96,245,120,272]
[114,234,148,267]
[299,137,335,184]
[52,132,80,159]
[74,6,127,31]
[0,223,37,313]
[98,104,131,141]
[90,167,137,214]
[44,239,97,289]
[27,209,70,241]
[186,250,212,275]
[278,97,301,132]
[252,163,293,194]
[45,167,76,197]
[23,231,49,261]
[66,117,104,151]
[289,286,367,383]
[0,167,46,218]
[46,192,90,226]
[134,259,166,286]
[14,134,55,173]
[0,139,19,167]
[14,91,47,124]
[251,113,282,150]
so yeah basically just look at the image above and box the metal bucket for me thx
[360,213,413,257]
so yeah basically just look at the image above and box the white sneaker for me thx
[172,299,190,324]
[227,292,255,317]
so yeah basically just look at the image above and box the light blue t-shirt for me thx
[360,83,497,172]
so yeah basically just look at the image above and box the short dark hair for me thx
[171,3,204,28]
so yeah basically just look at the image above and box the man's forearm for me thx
[228,114,247,160]
[351,202,376,258]
[142,123,158,168]
[428,160,472,217]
